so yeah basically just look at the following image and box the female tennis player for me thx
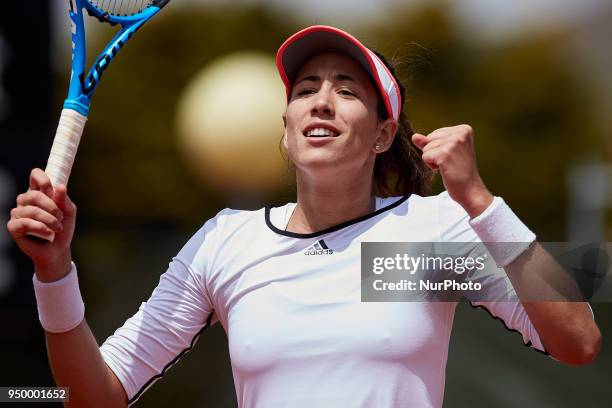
[8,26,601,407]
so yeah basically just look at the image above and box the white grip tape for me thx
[28,109,87,242]
[45,109,87,187]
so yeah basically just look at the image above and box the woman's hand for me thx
[412,125,494,218]
[6,168,77,281]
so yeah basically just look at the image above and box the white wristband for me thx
[32,262,85,333]
[469,196,536,268]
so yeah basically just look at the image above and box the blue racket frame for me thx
[65,0,169,116]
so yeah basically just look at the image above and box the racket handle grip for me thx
[29,109,87,242]
[45,108,87,187]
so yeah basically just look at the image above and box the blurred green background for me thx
[1,0,611,407]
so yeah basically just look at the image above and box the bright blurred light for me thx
[452,0,608,39]
[176,53,287,194]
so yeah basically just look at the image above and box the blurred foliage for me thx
[46,2,612,408]
[362,4,605,240]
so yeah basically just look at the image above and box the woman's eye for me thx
[339,89,356,96]
[297,89,315,96]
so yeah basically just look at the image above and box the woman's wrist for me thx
[469,196,536,268]
[35,253,73,283]
[456,185,494,219]
[33,261,85,333]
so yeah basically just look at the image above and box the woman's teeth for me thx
[306,128,339,138]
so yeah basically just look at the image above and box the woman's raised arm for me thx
[7,168,128,407]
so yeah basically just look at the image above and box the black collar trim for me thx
[265,194,411,239]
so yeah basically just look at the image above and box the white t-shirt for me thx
[100,192,547,407]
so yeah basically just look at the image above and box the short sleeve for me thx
[437,191,548,354]
[100,221,218,405]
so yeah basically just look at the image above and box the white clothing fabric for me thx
[100,192,547,407]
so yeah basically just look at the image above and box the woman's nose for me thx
[311,89,334,116]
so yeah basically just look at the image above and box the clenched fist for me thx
[412,124,494,218]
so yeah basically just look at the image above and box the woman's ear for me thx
[375,118,398,152]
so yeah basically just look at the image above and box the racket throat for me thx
[81,30,133,95]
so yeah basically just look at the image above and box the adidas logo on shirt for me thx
[304,239,334,255]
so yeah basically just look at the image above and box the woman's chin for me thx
[293,151,342,170]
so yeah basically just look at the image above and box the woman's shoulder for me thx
[409,190,465,209]
[179,207,266,256]
[381,191,464,210]
[200,206,265,233]
[388,191,469,224]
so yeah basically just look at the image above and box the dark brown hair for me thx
[371,50,433,197]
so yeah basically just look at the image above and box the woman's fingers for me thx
[413,134,440,170]
[7,171,77,267]
[16,190,64,221]
[53,185,76,218]
[421,145,451,170]
[413,133,441,169]
[411,133,428,150]
[11,206,63,232]
[421,138,445,153]
[29,168,54,198]
[7,217,55,240]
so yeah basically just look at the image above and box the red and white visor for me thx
[276,25,402,122]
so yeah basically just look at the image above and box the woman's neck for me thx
[287,173,376,234]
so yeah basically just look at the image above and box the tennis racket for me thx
[35,0,169,241]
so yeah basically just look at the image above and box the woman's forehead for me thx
[294,52,372,84]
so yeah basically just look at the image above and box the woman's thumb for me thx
[411,133,428,150]
[54,185,76,217]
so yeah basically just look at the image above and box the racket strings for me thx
[89,0,149,16]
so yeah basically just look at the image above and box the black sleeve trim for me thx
[467,301,550,356]
[128,312,215,405]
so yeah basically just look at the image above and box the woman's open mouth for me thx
[304,127,340,138]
